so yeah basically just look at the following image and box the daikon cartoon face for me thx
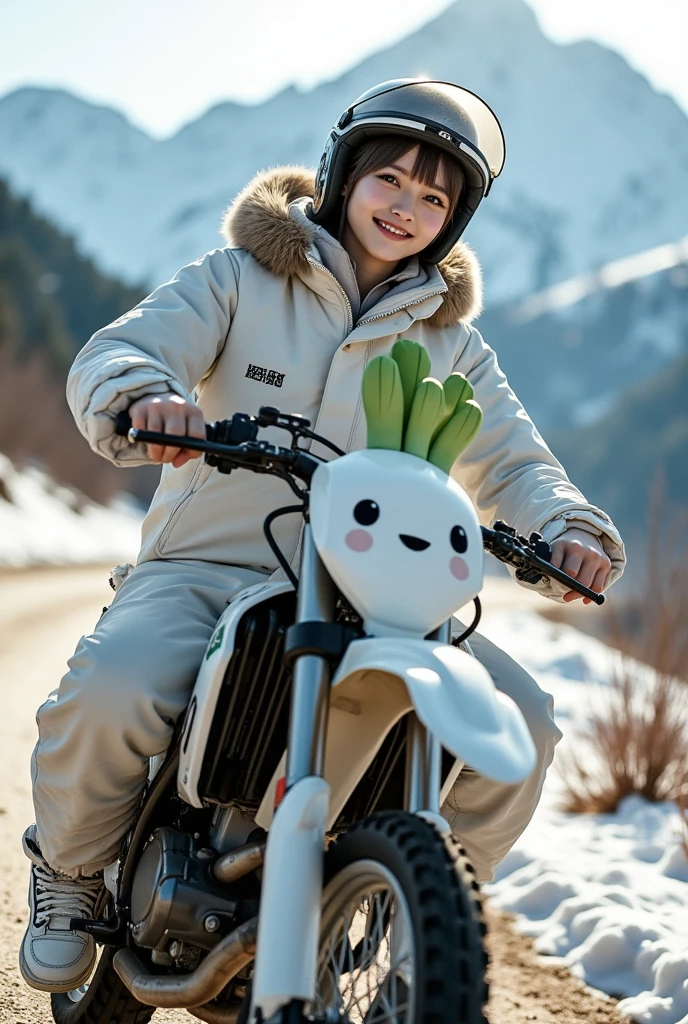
[310,449,483,636]
[310,339,485,636]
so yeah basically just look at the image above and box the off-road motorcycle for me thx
[50,346,602,1024]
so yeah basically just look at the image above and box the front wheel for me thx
[314,811,488,1024]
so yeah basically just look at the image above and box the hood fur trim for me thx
[222,166,482,326]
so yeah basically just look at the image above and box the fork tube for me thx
[425,731,442,815]
[428,618,452,643]
[404,618,450,814]
[285,526,336,787]
[405,714,441,813]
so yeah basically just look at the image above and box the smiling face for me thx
[310,450,484,637]
[343,145,455,268]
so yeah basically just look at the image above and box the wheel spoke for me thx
[317,867,414,1024]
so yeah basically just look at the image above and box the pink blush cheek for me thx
[345,529,373,552]
[450,556,469,581]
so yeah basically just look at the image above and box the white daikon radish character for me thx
[310,339,485,637]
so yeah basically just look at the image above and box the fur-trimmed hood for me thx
[222,166,482,327]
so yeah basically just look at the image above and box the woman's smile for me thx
[373,217,413,240]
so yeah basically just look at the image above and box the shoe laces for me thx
[33,864,103,928]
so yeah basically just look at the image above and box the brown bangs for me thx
[339,136,464,239]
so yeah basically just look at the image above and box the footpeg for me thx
[70,912,127,945]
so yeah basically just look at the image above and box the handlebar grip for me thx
[115,411,133,437]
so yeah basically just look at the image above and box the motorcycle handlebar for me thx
[115,410,320,484]
[115,410,604,605]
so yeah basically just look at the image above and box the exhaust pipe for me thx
[213,839,265,884]
[113,917,257,1008]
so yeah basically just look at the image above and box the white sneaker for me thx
[19,825,104,993]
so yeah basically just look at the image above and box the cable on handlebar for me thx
[263,505,305,590]
[452,597,482,647]
[296,428,345,458]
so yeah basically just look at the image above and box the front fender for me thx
[255,637,537,832]
[331,638,536,785]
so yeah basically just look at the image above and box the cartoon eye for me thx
[354,500,380,526]
[450,525,468,554]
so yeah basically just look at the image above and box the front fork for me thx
[252,535,456,1021]
[404,620,457,837]
[251,526,335,1022]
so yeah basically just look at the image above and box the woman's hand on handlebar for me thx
[127,393,206,468]
[549,527,611,604]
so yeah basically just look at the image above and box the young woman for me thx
[21,79,625,993]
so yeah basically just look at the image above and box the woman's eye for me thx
[425,195,444,207]
[354,500,380,526]
[450,525,468,553]
[378,174,398,185]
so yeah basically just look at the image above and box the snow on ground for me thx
[0,453,142,568]
[479,607,688,1024]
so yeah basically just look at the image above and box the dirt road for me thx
[0,566,623,1024]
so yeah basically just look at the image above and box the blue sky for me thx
[2,0,686,137]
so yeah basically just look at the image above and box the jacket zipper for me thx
[357,289,446,326]
[306,255,446,335]
[305,256,354,335]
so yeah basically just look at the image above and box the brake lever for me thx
[482,524,605,605]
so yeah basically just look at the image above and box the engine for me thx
[130,827,256,954]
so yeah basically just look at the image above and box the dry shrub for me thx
[540,480,688,686]
[559,663,688,813]
[612,486,688,683]
[558,487,688,813]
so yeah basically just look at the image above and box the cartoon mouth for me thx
[399,534,430,551]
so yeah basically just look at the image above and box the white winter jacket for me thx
[67,167,625,598]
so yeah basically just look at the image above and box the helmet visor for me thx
[432,84,505,179]
[350,79,506,181]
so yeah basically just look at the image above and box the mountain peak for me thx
[0,6,686,300]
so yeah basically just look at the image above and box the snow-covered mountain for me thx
[2,0,688,304]
[480,234,688,432]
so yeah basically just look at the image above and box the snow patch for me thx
[481,608,688,1024]
[0,453,142,567]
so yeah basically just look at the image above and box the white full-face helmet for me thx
[310,78,506,263]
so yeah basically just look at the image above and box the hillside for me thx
[1,0,688,302]
[480,236,688,433]
[547,351,688,541]
[0,178,157,504]
[0,177,144,371]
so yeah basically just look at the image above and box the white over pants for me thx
[31,559,561,881]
